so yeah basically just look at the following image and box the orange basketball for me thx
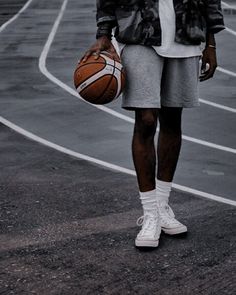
[74,51,126,105]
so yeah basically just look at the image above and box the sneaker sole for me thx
[135,239,159,248]
[162,225,187,235]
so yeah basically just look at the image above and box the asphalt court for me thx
[0,0,236,294]
[0,123,235,294]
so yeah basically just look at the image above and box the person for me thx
[81,0,225,248]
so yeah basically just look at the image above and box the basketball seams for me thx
[94,58,116,104]
[74,62,106,88]
[76,65,115,93]
[114,69,121,99]
[77,61,123,73]
[79,74,112,99]
[75,52,125,104]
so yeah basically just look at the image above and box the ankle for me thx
[139,188,158,216]
[156,179,172,204]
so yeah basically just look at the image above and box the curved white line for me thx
[38,0,236,154]
[222,1,231,8]
[0,115,235,207]
[222,1,235,9]
[225,27,236,37]
[0,0,34,33]
[217,66,236,78]
[199,97,236,113]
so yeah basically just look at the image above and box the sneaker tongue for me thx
[144,210,158,218]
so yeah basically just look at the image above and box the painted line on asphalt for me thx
[0,115,235,207]
[198,97,236,112]
[222,1,236,36]
[217,66,236,78]
[222,1,236,9]
[222,1,231,7]
[0,0,34,33]
[225,27,236,37]
[38,0,236,155]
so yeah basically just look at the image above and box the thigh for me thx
[120,45,164,110]
[161,56,200,108]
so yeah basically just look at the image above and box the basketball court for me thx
[0,0,235,294]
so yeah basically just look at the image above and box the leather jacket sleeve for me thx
[96,0,118,39]
[205,0,225,33]
[96,0,117,25]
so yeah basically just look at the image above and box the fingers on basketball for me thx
[81,50,92,63]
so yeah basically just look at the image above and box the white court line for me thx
[222,1,236,9]
[0,0,236,206]
[0,0,34,33]
[222,1,231,7]
[0,115,235,207]
[222,2,236,36]
[217,66,236,78]
[199,97,236,112]
[225,27,236,37]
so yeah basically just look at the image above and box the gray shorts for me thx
[120,45,200,109]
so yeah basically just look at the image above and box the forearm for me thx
[205,32,216,47]
[96,22,113,40]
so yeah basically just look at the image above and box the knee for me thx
[159,107,182,135]
[135,111,157,138]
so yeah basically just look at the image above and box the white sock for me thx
[139,189,157,217]
[156,179,172,205]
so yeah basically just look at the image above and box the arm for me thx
[81,0,119,63]
[200,0,225,81]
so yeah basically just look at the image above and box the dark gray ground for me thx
[0,124,235,295]
[0,1,236,294]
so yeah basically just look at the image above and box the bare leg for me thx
[132,109,158,192]
[157,106,183,182]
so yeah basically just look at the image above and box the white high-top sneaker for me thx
[159,202,187,235]
[135,213,161,247]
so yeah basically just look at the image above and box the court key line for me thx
[38,0,236,155]
[0,115,235,207]
[0,0,235,206]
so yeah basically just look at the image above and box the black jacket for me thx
[96,0,225,46]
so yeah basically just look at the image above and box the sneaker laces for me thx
[136,214,158,235]
[159,203,184,227]
[161,204,175,218]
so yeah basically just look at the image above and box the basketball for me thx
[74,51,126,105]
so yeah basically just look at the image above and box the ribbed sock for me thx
[139,188,157,217]
[156,179,172,205]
